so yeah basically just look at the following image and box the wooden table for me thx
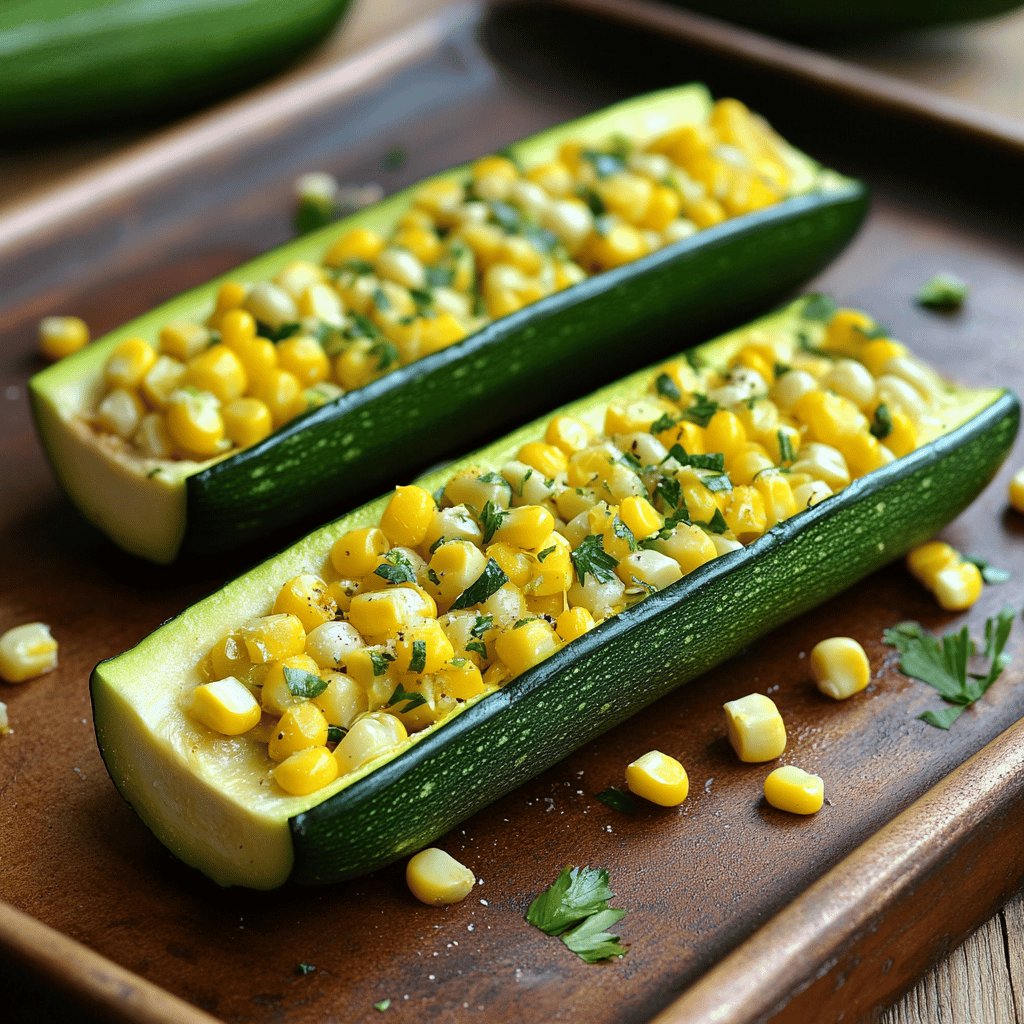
[2,0,1022,1019]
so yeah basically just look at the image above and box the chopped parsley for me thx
[801,294,838,322]
[777,430,796,466]
[655,372,681,401]
[382,146,406,170]
[369,651,395,677]
[489,200,522,234]
[326,725,347,744]
[650,412,677,435]
[513,617,538,629]
[916,272,968,311]
[283,666,328,699]
[526,866,628,964]
[425,264,454,288]
[571,535,619,585]
[537,545,557,562]
[264,321,302,342]
[700,472,732,494]
[964,556,1011,585]
[450,559,509,610]
[479,500,508,544]
[870,403,893,440]
[466,641,488,657]
[374,998,392,1012]
[577,185,605,216]
[581,149,627,178]
[146,467,162,478]
[471,614,493,638]
[682,395,719,428]
[654,475,683,514]
[883,607,1015,729]
[296,962,316,976]
[374,549,417,585]
[372,286,392,312]
[666,444,724,473]
[387,682,428,713]
[612,516,637,551]
[426,567,441,586]
[408,640,427,674]
[596,787,639,814]
[703,508,729,534]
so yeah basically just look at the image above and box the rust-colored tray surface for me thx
[2,2,1024,1022]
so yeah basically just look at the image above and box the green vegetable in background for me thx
[0,0,352,134]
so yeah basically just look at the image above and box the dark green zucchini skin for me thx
[0,0,351,134]
[185,184,869,556]
[674,0,1024,35]
[289,390,1019,883]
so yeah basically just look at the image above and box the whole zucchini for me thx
[30,85,868,563]
[0,0,352,133]
[90,296,1019,888]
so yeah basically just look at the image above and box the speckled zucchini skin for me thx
[290,392,1019,882]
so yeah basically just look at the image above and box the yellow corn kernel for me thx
[526,593,565,618]
[249,367,305,427]
[437,659,486,700]
[906,541,958,585]
[793,390,867,448]
[675,468,718,523]
[261,654,321,716]
[348,588,431,639]
[728,444,774,486]
[331,527,390,578]
[754,473,797,528]
[133,412,173,458]
[584,223,647,270]
[494,618,560,676]
[140,355,187,409]
[106,337,158,389]
[419,312,467,356]
[413,179,465,223]
[640,185,682,231]
[839,431,886,479]
[654,522,717,574]
[393,226,443,265]
[379,487,433,548]
[932,562,983,612]
[486,543,533,589]
[38,316,89,361]
[656,420,705,457]
[487,287,524,318]
[724,485,767,544]
[218,309,257,349]
[604,399,661,436]
[492,505,555,550]
[335,345,377,389]
[619,495,663,540]
[165,389,225,459]
[811,636,871,700]
[0,622,58,683]
[824,308,875,356]
[527,159,573,195]
[209,631,249,679]
[395,620,455,675]
[334,711,407,774]
[325,226,386,267]
[553,262,587,290]
[626,750,689,807]
[518,441,568,479]
[222,397,273,448]
[159,321,210,361]
[684,196,726,229]
[1011,468,1024,513]
[268,702,329,760]
[273,574,337,632]
[555,606,595,643]
[232,336,277,388]
[313,672,367,728]
[190,677,261,736]
[703,410,747,460]
[214,280,248,313]
[597,173,655,223]
[859,338,908,377]
[241,613,306,664]
[277,336,330,387]
[885,409,918,458]
[185,344,248,405]
[545,415,591,454]
[723,692,787,762]
[527,534,573,598]
[764,765,824,815]
[406,847,476,906]
[429,542,489,610]
[274,746,339,796]
[95,388,144,439]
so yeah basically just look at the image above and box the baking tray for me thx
[1,1,1023,1022]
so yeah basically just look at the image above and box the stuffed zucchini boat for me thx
[32,85,867,563]
[91,295,1019,888]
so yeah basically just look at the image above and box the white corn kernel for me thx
[0,622,58,683]
[305,621,363,670]
[723,692,787,762]
[406,848,476,906]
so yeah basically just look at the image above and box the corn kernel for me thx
[222,397,273,448]
[406,848,476,906]
[626,750,689,807]
[38,316,89,361]
[313,671,367,727]
[274,746,339,795]
[185,345,247,404]
[1009,468,1024,514]
[261,654,321,715]
[165,388,225,458]
[724,485,767,544]
[96,388,145,439]
[209,631,249,679]
[723,693,787,762]
[159,321,210,361]
[250,368,305,427]
[0,622,58,683]
[305,620,362,671]
[932,562,983,611]
[334,711,407,774]
[395,620,455,674]
[545,415,591,454]
[555,606,595,643]
[380,485,436,547]
[437,659,486,700]
[653,523,717,575]
[241,614,306,664]
[811,637,871,700]
[277,336,330,387]
[106,337,158,389]
[906,541,958,586]
[494,618,560,676]
[273,574,337,632]
[190,677,261,736]
[492,505,555,550]
[218,309,257,349]
[618,495,663,540]
[140,355,187,410]
[764,765,824,815]
[349,588,431,639]
[518,442,568,479]
[268,701,329,760]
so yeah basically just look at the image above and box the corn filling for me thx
[87,99,809,464]
[187,304,952,796]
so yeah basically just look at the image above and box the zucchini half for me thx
[91,297,1019,889]
[31,84,868,564]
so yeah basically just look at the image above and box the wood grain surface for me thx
[1,1,1024,1021]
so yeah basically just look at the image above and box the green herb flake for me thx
[802,294,838,322]
[513,617,538,630]
[777,430,796,466]
[654,475,683,514]
[374,998,392,1012]
[655,372,681,402]
[703,508,729,534]
[425,264,454,288]
[326,725,347,744]
[650,412,677,435]
[682,395,719,428]
[596,787,639,814]
[369,651,395,677]
[451,559,509,610]
[964,556,1011,585]
[490,200,522,234]
[471,614,493,638]
[283,666,328,699]
[562,908,628,963]
[408,640,427,674]
[466,640,488,658]
[883,607,1015,729]
[700,472,733,494]
[870,403,893,440]
[426,567,441,586]
[296,962,316,976]
[537,545,557,562]
[480,500,508,544]
[571,535,619,585]
[612,516,637,551]
[146,467,162,478]
[374,549,417,585]
[667,444,725,473]
[582,149,626,179]
[387,682,428,714]
[916,272,968,311]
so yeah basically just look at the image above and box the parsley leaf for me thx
[777,430,796,466]
[703,508,729,534]
[582,149,626,179]
[561,908,628,963]
[571,535,619,584]
[537,545,557,562]
[802,294,838,322]
[883,607,1016,729]
[682,395,718,428]
[466,640,488,657]
[655,372,681,402]
[408,640,427,674]
[283,666,328,698]
[326,725,347,743]
[870,403,893,440]
[964,555,1011,585]
[596,787,639,814]
[666,444,724,472]
[654,475,683,515]
[612,516,637,552]
[369,651,395,677]
[374,549,417,585]
[471,614,493,638]
[916,272,968,311]
[526,866,615,935]
[387,682,427,713]
[450,559,509,610]
[700,473,732,494]
[650,412,677,435]
[374,998,392,1012]
[480,500,507,544]
[296,962,316,976]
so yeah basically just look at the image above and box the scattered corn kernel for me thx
[406,848,476,906]
[811,637,870,700]
[723,693,787,762]
[763,765,824,815]
[0,622,58,683]
[626,750,689,806]
[38,316,89,361]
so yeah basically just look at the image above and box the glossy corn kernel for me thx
[105,337,158,389]
[222,397,273,448]
[313,672,367,728]
[824,308,874,356]
[545,415,592,454]
[1011,468,1024,514]
[334,712,407,774]
[240,613,306,664]
[96,388,144,439]
[618,495,663,540]
[276,336,330,387]
[494,618,560,675]
[260,654,321,715]
[273,574,337,632]
[160,320,211,360]
[209,632,249,679]
[348,588,431,639]
[518,441,568,478]
[325,226,386,267]
[406,848,476,906]
[616,549,683,591]
[330,527,390,578]
[395,620,455,675]
[653,523,718,575]
[626,750,689,807]
[190,677,261,736]
[811,637,871,700]
[527,535,573,596]
[250,367,305,427]
[724,485,767,544]
[932,561,983,612]
[141,355,187,409]
[0,622,58,683]
[268,702,330,760]
[429,542,489,609]
[274,746,339,795]
[486,542,533,589]
[38,316,89,361]
[764,765,824,815]
[380,485,436,547]
[437,659,486,700]
[555,606,595,643]
[185,345,247,404]
[723,693,787,762]
[165,389,225,459]
[492,505,555,550]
